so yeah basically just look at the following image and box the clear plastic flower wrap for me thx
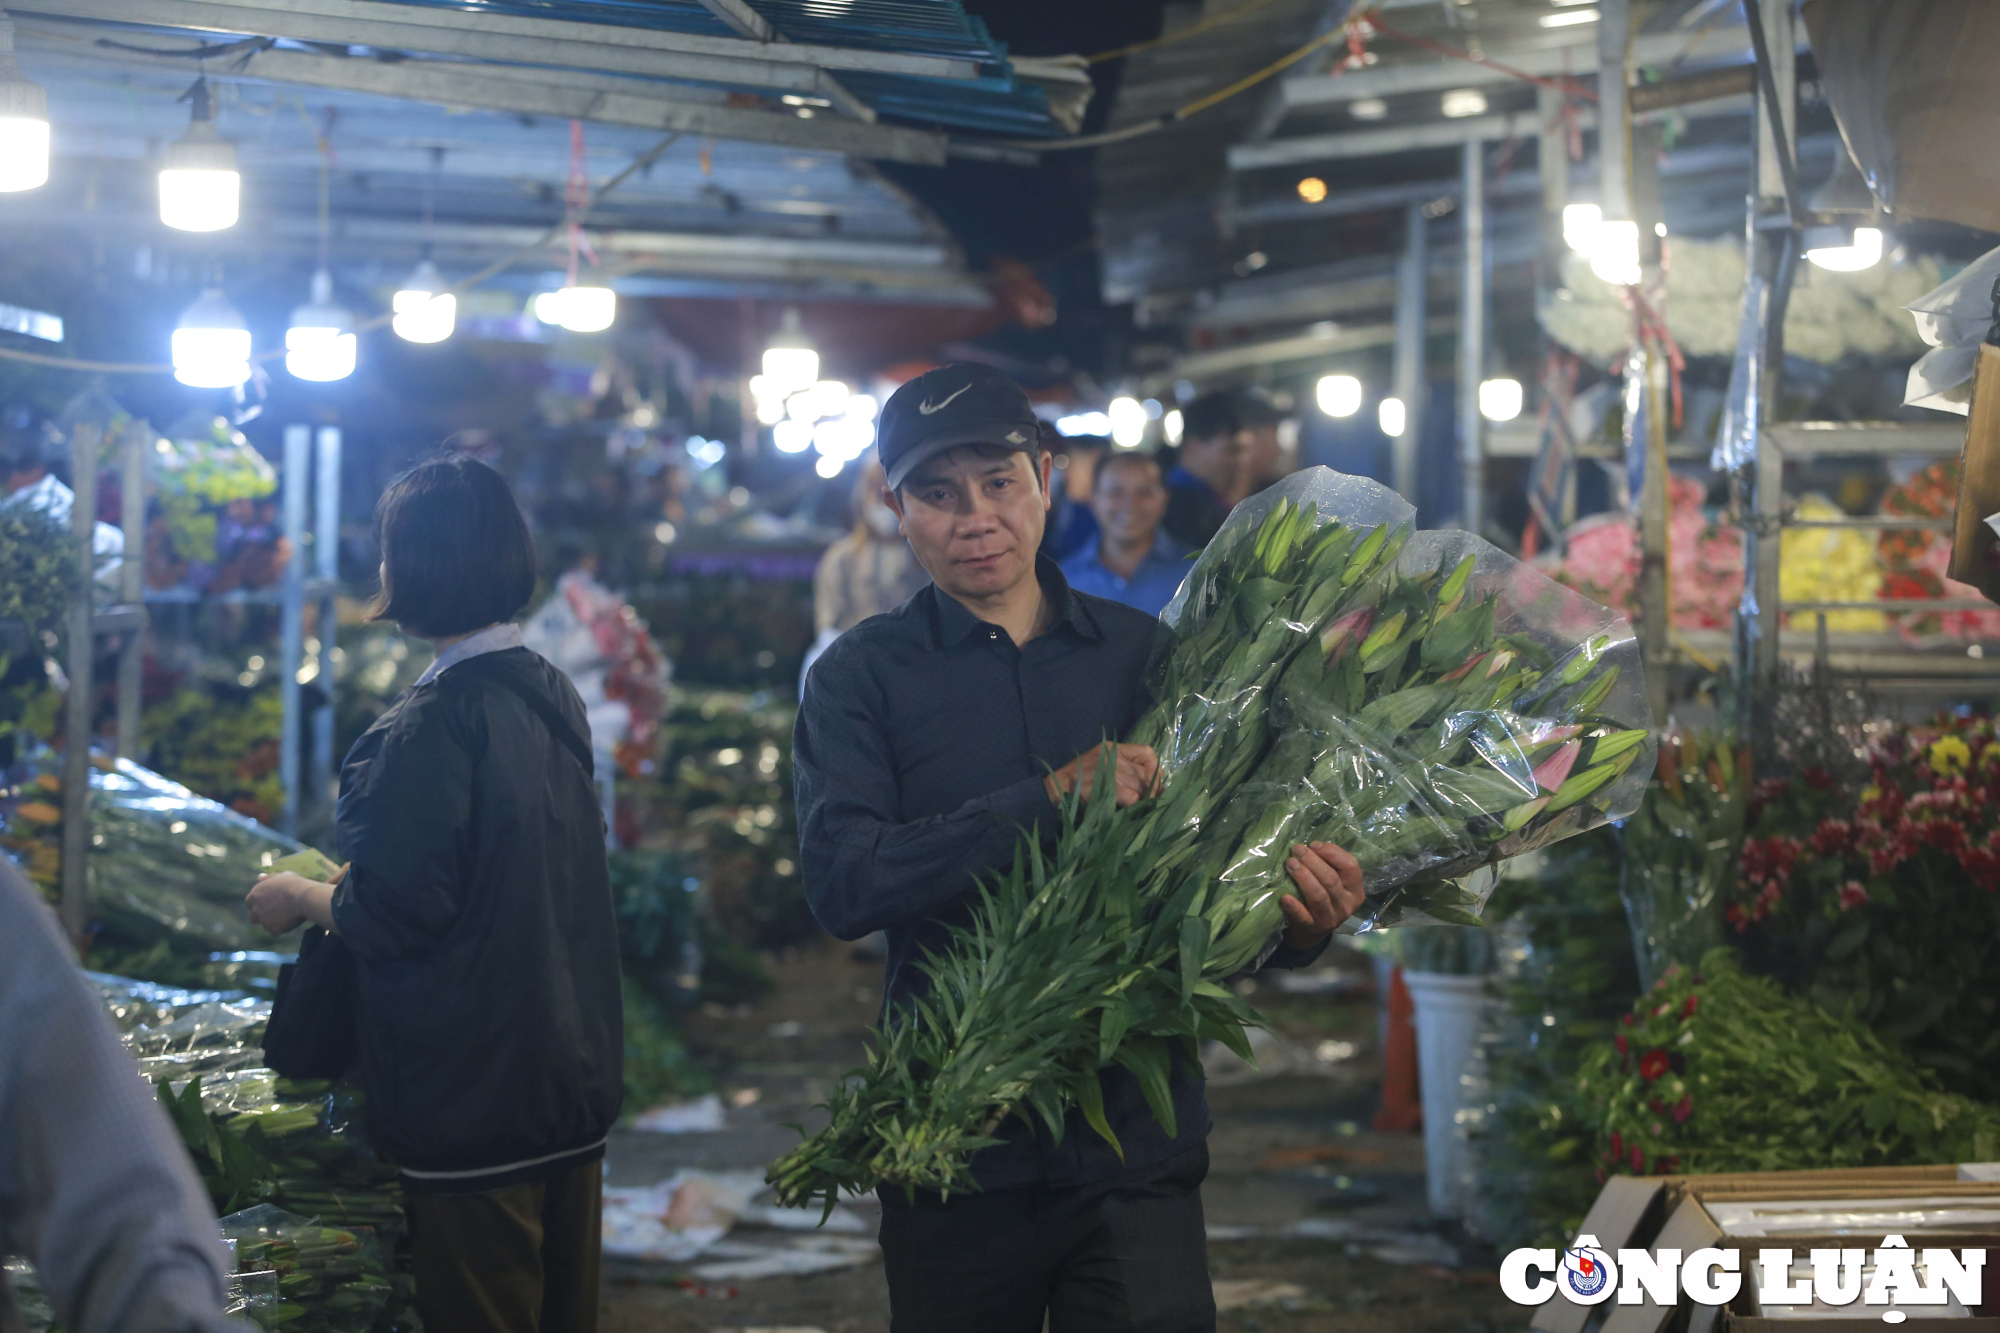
[7,755,311,954]
[1140,468,1656,937]
[221,1204,394,1333]
[769,469,1656,1211]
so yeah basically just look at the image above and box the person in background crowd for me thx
[1043,431,1106,561]
[0,859,248,1333]
[1162,392,1242,549]
[795,362,1363,1332]
[802,453,930,687]
[1233,385,1298,503]
[246,455,620,1333]
[1059,450,1190,618]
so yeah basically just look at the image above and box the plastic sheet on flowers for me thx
[1617,729,1746,990]
[221,1204,394,1333]
[12,754,311,953]
[1152,468,1656,934]
[89,972,277,1101]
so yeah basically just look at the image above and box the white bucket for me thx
[1403,970,1487,1218]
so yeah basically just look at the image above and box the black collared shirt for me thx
[795,556,1323,1190]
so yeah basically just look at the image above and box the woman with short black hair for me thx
[248,454,622,1333]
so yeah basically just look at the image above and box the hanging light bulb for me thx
[1479,377,1524,422]
[1586,218,1641,286]
[1315,374,1363,418]
[0,15,50,193]
[286,133,353,380]
[1805,225,1884,273]
[1108,395,1148,447]
[537,283,616,333]
[172,287,251,388]
[286,269,355,382]
[1378,396,1406,438]
[392,259,455,344]
[762,307,818,394]
[1561,202,1602,254]
[158,77,239,232]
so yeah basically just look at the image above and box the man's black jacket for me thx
[331,647,623,1191]
[795,559,1324,1192]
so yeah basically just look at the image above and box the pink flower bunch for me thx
[1549,476,1744,628]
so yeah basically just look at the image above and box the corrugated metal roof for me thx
[356,0,1067,135]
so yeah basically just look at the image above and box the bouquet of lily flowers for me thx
[770,470,1654,1211]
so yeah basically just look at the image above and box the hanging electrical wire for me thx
[0,130,682,374]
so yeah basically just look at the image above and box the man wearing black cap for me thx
[793,363,1365,1332]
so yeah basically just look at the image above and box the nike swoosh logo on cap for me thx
[917,383,971,415]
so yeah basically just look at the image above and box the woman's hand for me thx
[246,865,347,935]
[1279,842,1364,952]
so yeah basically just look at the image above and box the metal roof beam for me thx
[328,217,954,267]
[1228,111,1550,170]
[691,0,770,41]
[15,0,980,84]
[17,23,946,163]
[1159,315,1458,382]
[1275,25,1752,110]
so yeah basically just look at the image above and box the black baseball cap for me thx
[877,362,1042,490]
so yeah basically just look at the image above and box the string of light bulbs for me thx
[0,114,685,377]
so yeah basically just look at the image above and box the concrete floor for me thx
[600,940,1519,1333]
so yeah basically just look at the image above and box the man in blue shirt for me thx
[1059,450,1191,617]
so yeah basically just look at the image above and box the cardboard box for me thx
[1530,1177,1672,1333]
[1541,1169,2000,1333]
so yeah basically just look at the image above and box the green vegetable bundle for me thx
[1578,949,2000,1176]
[770,469,1654,1210]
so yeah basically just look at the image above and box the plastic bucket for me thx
[1403,970,1488,1218]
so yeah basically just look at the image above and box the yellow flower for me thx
[1861,785,1881,803]
[1930,736,1972,775]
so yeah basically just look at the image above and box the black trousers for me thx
[877,1143,1216,1333]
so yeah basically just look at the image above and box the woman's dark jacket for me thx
[330,646,622,1191]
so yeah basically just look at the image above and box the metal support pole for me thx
[1734,0,1798,742]
[1536,81,1570,294]
[1596,0,1633,222]
[314,426,341,812]
[1640,349,1672,722]
[1391,199,1428,504]
[115,420,149,760]
[1457,137,1486,533]
[1632,120,1671,724]
[59,422,99,949]
[1751,0,1799,212]
[280,425,309,838]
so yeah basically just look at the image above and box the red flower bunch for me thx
[1808,818,1855,857]
[1736,835,1803,922]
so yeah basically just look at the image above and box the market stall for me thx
[6,0,2000,1327]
